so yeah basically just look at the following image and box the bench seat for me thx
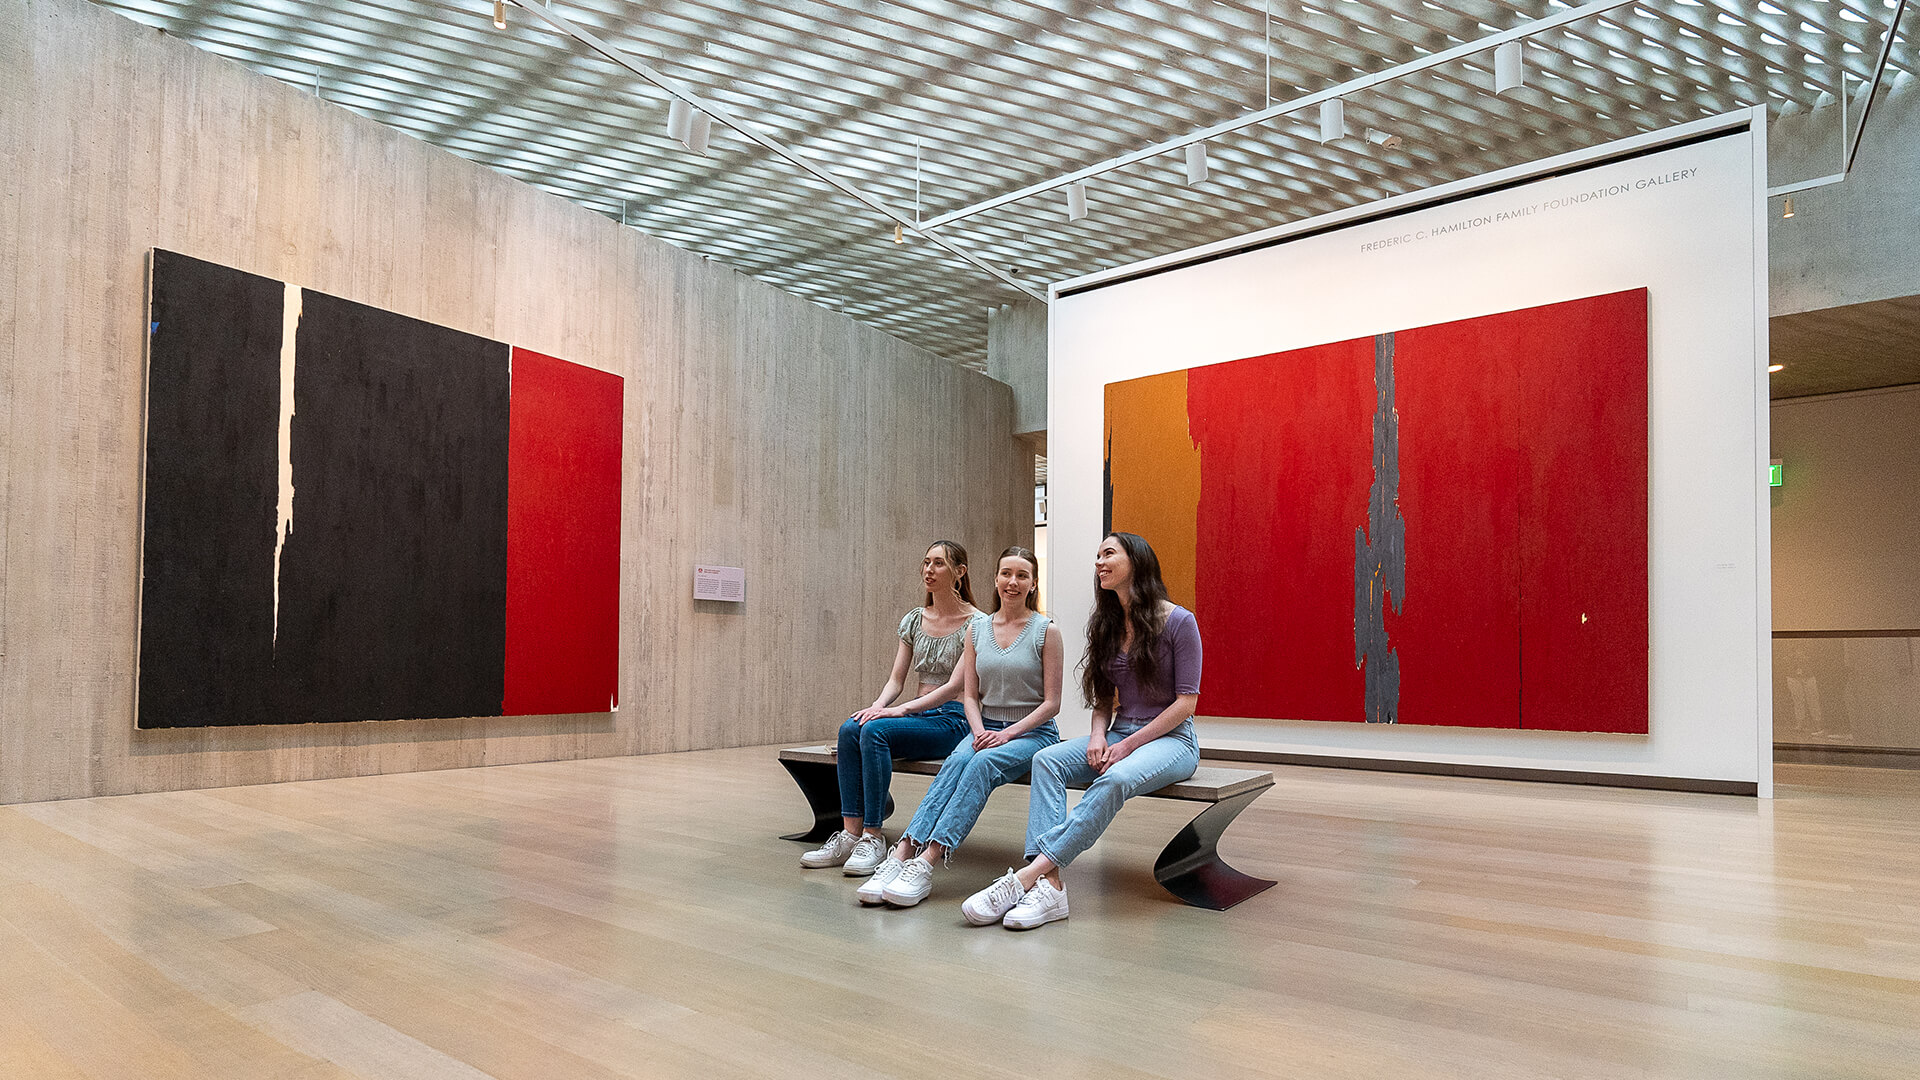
[776,744,1276,910]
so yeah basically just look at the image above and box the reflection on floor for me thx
[2,749,1916,1079]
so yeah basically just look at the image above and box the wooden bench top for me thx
[778,745,1274,803]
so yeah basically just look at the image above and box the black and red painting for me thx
[137,249,623,727]
[1104,289,1649,733]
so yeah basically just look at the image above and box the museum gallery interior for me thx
[3,0,1918,1076]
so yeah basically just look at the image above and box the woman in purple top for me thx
[961,531,1201,930]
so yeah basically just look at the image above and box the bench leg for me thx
[1153,788,1276,910]
[779,758,892,843]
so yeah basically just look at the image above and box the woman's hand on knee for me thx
[974,729,1009,750]
[1099,739,1135,774]
[1085,737,1111,772]
[852,705,904,724]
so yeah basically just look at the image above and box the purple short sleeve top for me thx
[1107,605,1202,728]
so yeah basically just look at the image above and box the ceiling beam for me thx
[917,0,1640,233]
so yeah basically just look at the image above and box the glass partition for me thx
[1773,632,1920,754]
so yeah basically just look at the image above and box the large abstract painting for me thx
[137,249,623,727]
[1104,289,1648,733]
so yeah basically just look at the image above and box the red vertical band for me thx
[1393,313,1527,728]
[1514,290,1650,732]
[1187,337,1376,723]
[503,347,624,715]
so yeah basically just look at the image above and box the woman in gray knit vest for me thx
[856,546,1064,907]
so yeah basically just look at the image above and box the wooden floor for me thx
[2,750,1916,1080]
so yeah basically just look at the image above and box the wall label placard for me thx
[693,564,745,602]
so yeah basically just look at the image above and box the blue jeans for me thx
[837,701,969,829]
[902,721,1060,856]
[1025,719,1200,868]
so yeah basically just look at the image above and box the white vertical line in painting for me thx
[273,283,301,648]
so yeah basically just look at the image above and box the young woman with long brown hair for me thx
[960,532,1201,929]
[801,541,980,876]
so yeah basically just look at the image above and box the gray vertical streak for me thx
[1355,332,1406,723]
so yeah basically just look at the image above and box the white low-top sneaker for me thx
[1002,879,1068,930]
[843,832,889,876]
[855,857,904,904]
[960,869,1027,926]
[881,858,934,907]
[800,830,860,869]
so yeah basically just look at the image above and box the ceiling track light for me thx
[1065,182,1088,222]
[666,98,712,155]
[1494,40,1526,94]
[493,0,506,30]
[1184,142,1208,185]
[1319,99,1345,143]
[1365,128,1402,150]
[1782,195,1795,218]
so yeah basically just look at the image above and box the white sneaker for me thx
[881,858,934,907]
[961,869,1026,926]
[843,832,888,876]
[800,830,859,869]
[1002,879,1068,930]
[855,858,905,904]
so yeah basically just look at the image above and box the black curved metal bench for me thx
[776,745,1277,911]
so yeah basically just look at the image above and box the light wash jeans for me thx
[837,701,969,829]
[902,720,1060,856]
[1025,718,1200,868]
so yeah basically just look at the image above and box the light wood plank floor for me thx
[2,750,1916,1080]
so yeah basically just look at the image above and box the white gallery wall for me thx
[1050,114,1772,793]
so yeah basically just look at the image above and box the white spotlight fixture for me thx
[493,0,506,30]
[1365,128,1402,150]
[1319,98,1345,143]
[1065,182,1088,222]
[1184,142,1208,185]
[666,98,712,155]
[1494,40,1526,95]
[1782,196,1795,219]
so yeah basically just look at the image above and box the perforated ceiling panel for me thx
[92,0,1916,368]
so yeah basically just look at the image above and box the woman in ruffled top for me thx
[801,540,980,876]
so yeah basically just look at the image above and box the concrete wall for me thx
[986,299,1048,442]
[0,0,1030,804]
[1770,385,1920,751]
[1770,385,1920,631]
[1769,78,1920,316]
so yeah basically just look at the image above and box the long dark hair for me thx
[1081,532,1170,709]
[923,540,974,607]
[990,546,1041,614]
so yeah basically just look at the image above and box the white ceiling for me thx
[92,0,1916,369]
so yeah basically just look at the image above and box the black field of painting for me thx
[138,250,510,727]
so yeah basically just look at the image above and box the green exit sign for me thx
[1769,459,1783,487]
